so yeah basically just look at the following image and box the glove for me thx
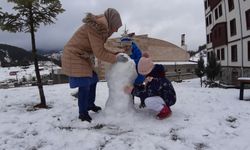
[116,54,128,62]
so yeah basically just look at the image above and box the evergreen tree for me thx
[0,7,3,23]
[195,55,205,87]
[0,0,64,108]
[188,50,197,57]
[206,52,221,82]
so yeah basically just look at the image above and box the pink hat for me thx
[138,57,154,75]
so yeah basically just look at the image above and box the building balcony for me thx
[211,22,228,47]
[209,0,221,10]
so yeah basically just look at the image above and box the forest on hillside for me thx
[0,44,61,67]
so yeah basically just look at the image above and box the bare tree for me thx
[0,0,65,108]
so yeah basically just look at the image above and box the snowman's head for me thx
[106,53,137,89]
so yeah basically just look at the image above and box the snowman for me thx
[104,53,137,116]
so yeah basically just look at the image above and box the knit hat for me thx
[120,36,132,47]
[138,57,154,75]
[104,8,122,32]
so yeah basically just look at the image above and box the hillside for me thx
[0,44,61,67]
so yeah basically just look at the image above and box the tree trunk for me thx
[200,77,202,87]
[29,7,47,108]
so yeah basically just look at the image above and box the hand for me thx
[116,54,128,62]
[114,49,125,55]
[124,85,133,94]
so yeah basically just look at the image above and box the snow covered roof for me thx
[154,61,197,65]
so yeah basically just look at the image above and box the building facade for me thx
[96,34,195,81]
[204,0,250,85]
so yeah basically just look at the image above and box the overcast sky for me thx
[0,0,206,51]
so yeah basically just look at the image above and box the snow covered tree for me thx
[195,56,205,87]
[0,0,64,108]
[206,52,221,82]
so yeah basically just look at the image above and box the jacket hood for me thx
[82,13,109,36]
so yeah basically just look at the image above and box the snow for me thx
[1,64,250,149]
[189,51,207,65]
[0,62,60,83]
[238,77,250,81]
[154,61,197,65]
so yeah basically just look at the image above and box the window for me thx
[219,5,223,17]
[210,33,213,43]
[221,48,225,60]
[215,8,218,20]
[215,5,222,20]
[228,0,234,12]
[246,9,250,30]
[209,14,212,25]
[217,49,220,60]
[206,33,213,44]
[230,19,237,36]
[248,41,250,61]
[204,0,208,10]
[231,45,237,62]
[206,14,212,26]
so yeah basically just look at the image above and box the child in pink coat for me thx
[124,55,176,120]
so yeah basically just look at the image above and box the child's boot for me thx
[156,105,172,120]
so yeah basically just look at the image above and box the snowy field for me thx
[1,78,250,150]
[0,62,59,83]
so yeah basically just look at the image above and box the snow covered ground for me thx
[1,78,250,150]
[0,62,60,83]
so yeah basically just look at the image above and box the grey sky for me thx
[0,0,206,51]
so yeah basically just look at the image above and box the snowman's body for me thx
[104,53,137,116]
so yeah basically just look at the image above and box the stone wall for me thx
[220,67,250,86]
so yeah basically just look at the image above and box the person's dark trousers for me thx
[78,86,90,115]
[76,83,97,114]
[76,71,99,115]
[88,83,97,108]
[88,72,98,108]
